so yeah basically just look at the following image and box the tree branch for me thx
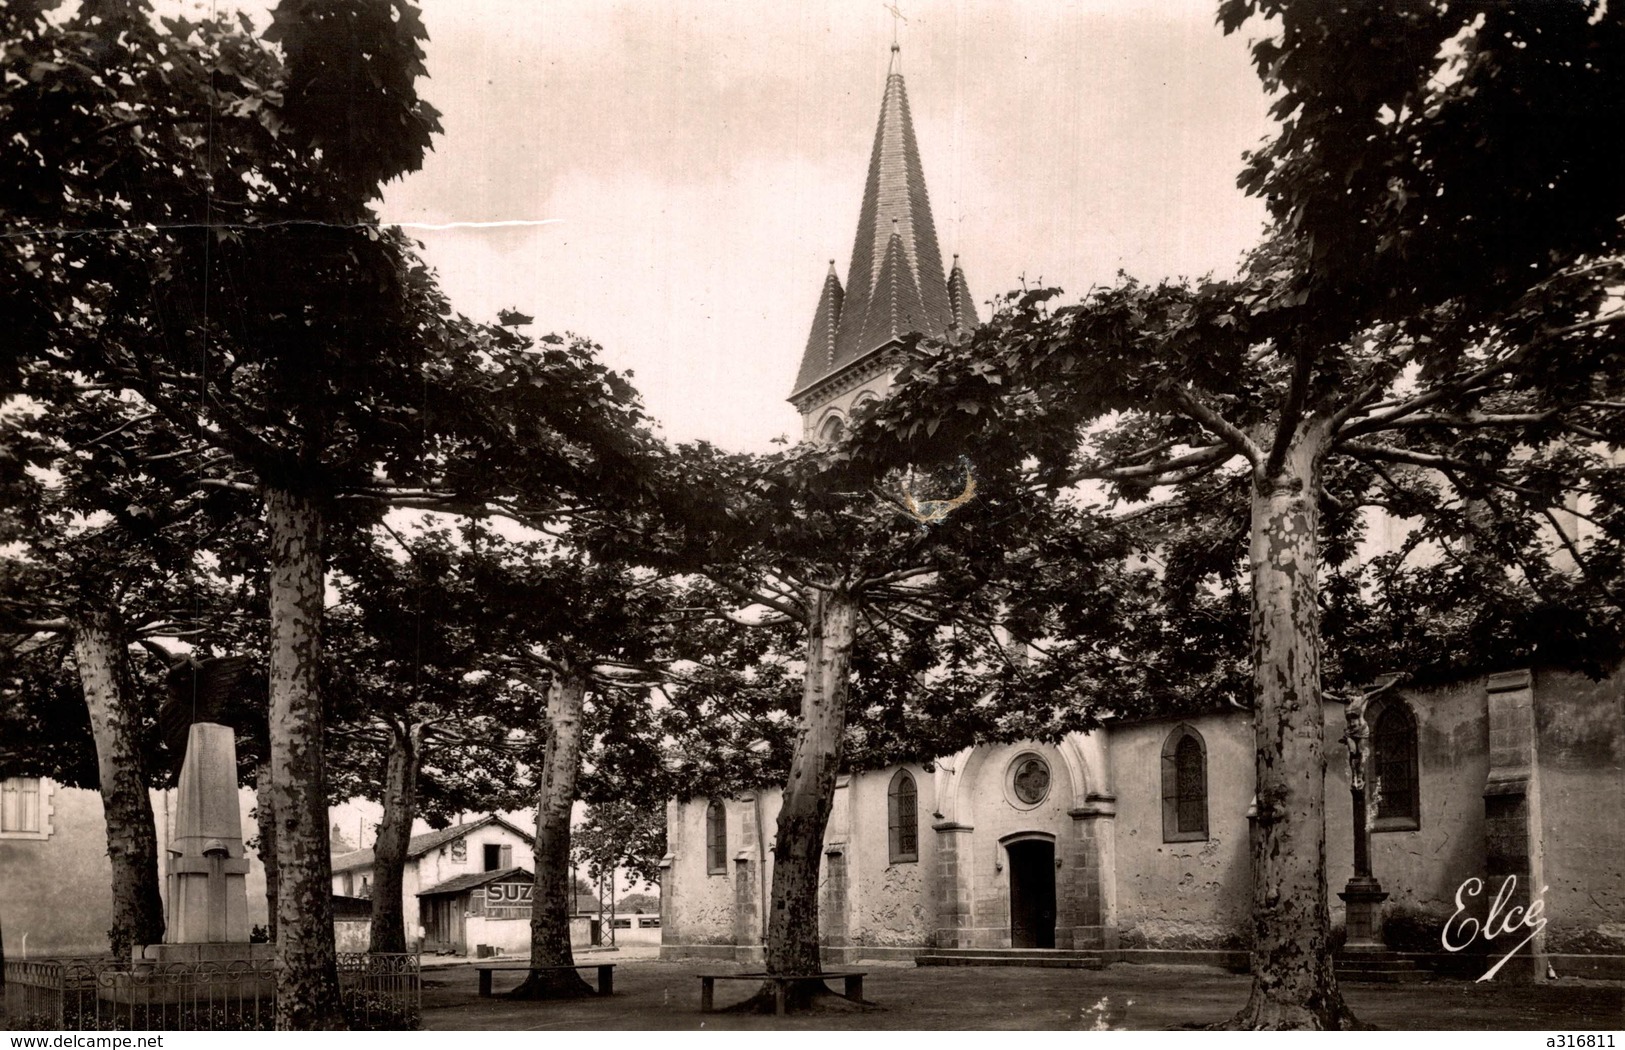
[1164,384,1263,466]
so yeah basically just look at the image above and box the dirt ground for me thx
[420,953,1625,1031]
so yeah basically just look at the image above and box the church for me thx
[657,47,1625,979]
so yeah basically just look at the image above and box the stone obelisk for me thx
[166,722,253,945]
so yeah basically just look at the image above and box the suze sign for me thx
[487,883,533,906]
[1442,874,1547,982]
[484,882,534,917]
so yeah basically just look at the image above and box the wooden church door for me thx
[1007,839,1056,949]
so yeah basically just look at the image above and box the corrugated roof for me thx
[330,814,534,874]
[791,60,963,402]
[417,865,533,898]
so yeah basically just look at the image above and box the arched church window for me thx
[888,769,918,863]
[1162,725,1208,842]
[705,799,728,874]
[819,414,847,445]
[1369,697,1420,830]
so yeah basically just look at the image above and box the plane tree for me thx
[0,387,263,959]
[857,0,1625,1027]
[1,1,654,1026]
[442,530,714,999]
[648,440,1153,1009]
[322,523,531,955]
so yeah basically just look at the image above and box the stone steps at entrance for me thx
[1334,952,1430,983]
[916,949,1106,970]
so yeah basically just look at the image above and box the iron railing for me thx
[2,952,419,1031]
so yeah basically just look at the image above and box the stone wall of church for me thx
[1108,713,1253,951]
[846,765,935,950]
[661,796,751,956]
[1323,680,1490,946]
[1532,667,1625,956]
[956,741,1079,950]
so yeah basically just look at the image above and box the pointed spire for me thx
[947,253,978,335]
[832,62,953,369]
[792,260,844,394]
[790,47,972,402]
[858,225,929,352]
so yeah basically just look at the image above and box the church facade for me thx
[658,50,1625,978]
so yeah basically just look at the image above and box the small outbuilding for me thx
[417,866,534,956]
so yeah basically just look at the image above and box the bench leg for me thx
[844,974,863,1003]
[701,977,714,1013]
[598,965,613,996]
[773,981,787,1016]
[478,970,492,998]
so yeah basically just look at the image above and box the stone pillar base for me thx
[1338,876,1389,951]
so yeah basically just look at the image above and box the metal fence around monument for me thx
[2,952,420,1031]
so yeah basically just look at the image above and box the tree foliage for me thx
[857,0,1625,1030]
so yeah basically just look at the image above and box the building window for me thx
[705,800,727,874]
[888,769,919,863]
[483,843,500,871]
[819,414,847,444]
[0,777,52,840]
[1162,726,1208,842]
[1370,697,1420,831]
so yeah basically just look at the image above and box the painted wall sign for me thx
[483,880,533,918]
[487,882,532,906]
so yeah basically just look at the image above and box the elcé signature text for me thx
[1441,873,1548,982]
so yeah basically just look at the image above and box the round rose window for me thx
[1011,755,1050,805]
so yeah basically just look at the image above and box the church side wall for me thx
[1533,668,1625,956]
[661,797,748,956]
[848,765,934,951]
[1108,714,1252,951]
[1323,680,1489,948]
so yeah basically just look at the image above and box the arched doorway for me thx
[1005,836,1056,949]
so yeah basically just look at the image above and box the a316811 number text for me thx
[1546,1035,1616,1047]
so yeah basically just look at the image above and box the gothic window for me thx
[819,414,847,445]
[1370,698,1420,830]
[0,777,50,840]
[1162,726,1208,842]
[888,769,918,863]
[705,800,728,874]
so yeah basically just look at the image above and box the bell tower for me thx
[788,44,976,442]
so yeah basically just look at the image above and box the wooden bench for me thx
[472,961,614,998]
[697,971,866,1015]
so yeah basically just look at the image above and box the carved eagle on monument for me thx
[158,655,262,779]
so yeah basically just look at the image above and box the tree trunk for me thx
[369,723,421,954]
[265,486,345,1029]
[72,608,165,961]
[1233,431,1358,1030]
[254,761,278,942]
[755,588,856,1009]
[512,668,594,998]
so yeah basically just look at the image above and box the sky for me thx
[342,0,1279,452]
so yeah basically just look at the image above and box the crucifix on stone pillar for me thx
[1339,676,1398,951]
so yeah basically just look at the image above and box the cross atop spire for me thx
[790,47,974,403]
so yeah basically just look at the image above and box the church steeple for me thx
[790,50,969,408]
